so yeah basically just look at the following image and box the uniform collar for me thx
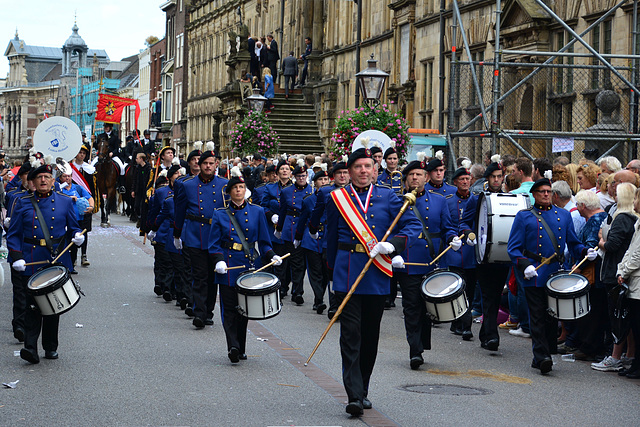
[231,200,247,210]
[279,180,291,188]
[36,190,53,199]
[294,182,308,190]
[456,190,470,199]
[429,181,443,189]
[352,184,371,193]
[199,173,215,184]
[534,203,552,211]
[411,188,426,198]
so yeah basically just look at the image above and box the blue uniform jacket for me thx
[326,184,421,295]
[377,169,402,193]
[446,192,478,269]
[425,181,457,197]
[156,194,181,254]
[296,192,325,252]
[151,186,173,247]
[208,202,275,286]
[308,184,338,234]
[276,183,313,242]
[173,174,229,250]
[252,183,267,206]
[261,181,291,244]
[7,191,81,277]
[401,190,456,275]
[507,205,586,287]
[5,174,21,193]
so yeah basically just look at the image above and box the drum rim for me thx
[27,265,70,296]
[421,270,466,303]
[236,270,281,295]
[546,271,591,298]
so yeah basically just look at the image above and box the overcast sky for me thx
[1,0,166,79]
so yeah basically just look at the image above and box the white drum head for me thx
[476,194,489,261]
[33,117,83,161]
[548,274,589,293]
[28,266,67,290]
[423,272,463,298]
[238,272,277,290]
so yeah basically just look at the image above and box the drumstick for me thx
[24,260,50,266]
[254,253,291,273]
[534,253,556,271]
[428,233,473,266]
[569,246,598,275]
[226,265,247,270]
[24,229,88,267]
[404,262,430,266]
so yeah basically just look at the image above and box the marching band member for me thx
[425,150,456,196]
[7,163,84,364]
[325,147,420,416]
[508,178,595,374]
[208,166,281,363]
[147,170,173,300]
[173,143,228,329]
[395,155,458,369]
[295,168,331,314]
[446,161,478,340]
[276,164,313,304]
[377,144,402,194]
[69,145,96,268]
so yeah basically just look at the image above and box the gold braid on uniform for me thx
[92,173,99,213]
[145,168,156,202]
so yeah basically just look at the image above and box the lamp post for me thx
[246,88,267,113]
[149,127,159,141]
[355,54,389,108]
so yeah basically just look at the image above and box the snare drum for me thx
[475,192,530,264]
[235,270,281,320]
[421,269,468,322]
[546,271,591,320]
[27,265,80,316]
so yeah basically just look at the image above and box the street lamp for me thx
[149,127,159,141]
[246,88,267,113]
[355,54,389,107]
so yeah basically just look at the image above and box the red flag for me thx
[95,93,140,130]
[69,162,91,194]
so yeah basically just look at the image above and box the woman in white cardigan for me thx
[616,187,640,378]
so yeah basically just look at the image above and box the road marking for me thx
[249,321,400,427]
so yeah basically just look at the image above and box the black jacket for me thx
[601,212,637,285]
[132,163,152,197]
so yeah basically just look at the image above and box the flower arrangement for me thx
[229,110,280,157]
[329,102,411,159]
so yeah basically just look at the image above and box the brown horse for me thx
[95,136,118,227]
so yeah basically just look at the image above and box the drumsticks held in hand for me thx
[534,253,557,271]
[25,229,87,267]
[254,253,291,273]
[569,246,599,275]
[427,232,474,266]
[226,265,247,271]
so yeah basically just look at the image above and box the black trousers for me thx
[153,243,173,295]
[477,263,510,345]
[273,242,291,295]
[17,274,60,353]
[396,272,431,358]
[219,285,249,353]
[284,75,295,96]
[184,247,217,320]
[577,286,609,356]
[387,275,398,304]
[449,267,477,332]
[285,242,306,297]
[336,292,386,403]
[11,266,27,333]
[168,251,190,301]
[70,214,91,264]
[627,299,640,372]
[182,244,194,305]
[305,248,328,306]
[525,286,558,363]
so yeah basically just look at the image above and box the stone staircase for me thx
[265,90,325,154]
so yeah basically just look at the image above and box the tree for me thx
[145,36,159,47]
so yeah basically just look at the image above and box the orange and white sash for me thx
[331,186,393,277]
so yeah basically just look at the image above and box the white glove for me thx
[148,231,156,241]
[391,255,405,268]
[369,242,395,258]
[271,255,283,266]
[309,232,319,240]
[12,259,26,272]
[524,265,538,280]
[3,217,10,228]
[466,237,476,246]
[274,230,282,240]
[72,232,85,246]
[271,214,279,224]
[215,261,228,274]
[450,236,462,252]
[586,247,598,261]
[294,239,301,248]
[173,237,183,250]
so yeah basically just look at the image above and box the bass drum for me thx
[546,271,591,320]
[235,270,282,320]
[421,269,468,322]
[475,192,530,264]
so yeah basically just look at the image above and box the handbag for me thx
[609,283,631,345]
[580,262,596,284]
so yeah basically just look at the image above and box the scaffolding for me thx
[446,0,640,168]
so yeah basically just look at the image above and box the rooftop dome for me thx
[63,23,87,49]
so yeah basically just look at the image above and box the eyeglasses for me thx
[534,190,552,194]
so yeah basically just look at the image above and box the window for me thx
[591,20,612,90]
[423,60,434,110]
[176,33,184,68]
[469,50,485,106]
[175,82,182,122]
[162,74,173,123]
[552,30,574,94]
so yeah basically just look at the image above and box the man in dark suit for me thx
[282,51,298,98]
[248,35,260,82]
[299,37,312,86]
[95,123,126,192]
[266,34,280,80]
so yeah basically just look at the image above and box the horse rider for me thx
[95,123,127,193]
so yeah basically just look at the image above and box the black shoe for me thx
[185,307,194,317]
[462,330,473,341]
[618,368,633,376]
[362,397,372,410]
[163,291,173,302]
[204,318,214,326]
[410,355,424,370]
[450,325,463,336]
[280,290,289,299]
[625,370,640,379]
[14,327,25,343]
[389,301,396,308]
[345,400,363,417]
[384,300,392,310]
[316,303,327,315]
[44,350,58,360]
[292,295,304,305]
[531,357,553,374]
[180,298,188,310]
[481,338,499,351]
[20,348,39,364]
[70,270,78,275]
[239,353,248,360]
[81,255,90,266]
[327,309,337,320]
[228,347,240,363]
[153,286,162,296]
[193,317,205,329]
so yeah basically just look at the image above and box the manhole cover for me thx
[400,384,493,396]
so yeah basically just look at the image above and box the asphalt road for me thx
[1,214,638,426]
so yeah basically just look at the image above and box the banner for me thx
[95,93,140,130]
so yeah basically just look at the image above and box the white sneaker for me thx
[509,327,531,338]
[591,356,623,371]
[621,356,634,369]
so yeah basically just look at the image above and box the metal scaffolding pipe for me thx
[491,0,502,154]
[501,50,640,59]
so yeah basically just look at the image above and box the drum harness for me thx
[410,205,439,261]
[225,208,258,269]
[525,208,564,265]
[29,197,64,258]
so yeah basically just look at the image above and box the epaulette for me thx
[20,193,34,200]
[428,190,446,199]
[55,191,73,199]
[445,194,454,199]
[303,193,314,200]
[375,183,393,189]
[164,194,174,201]
[182,175,196,183]
[255,183,266,189]
[215,206,227,211]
